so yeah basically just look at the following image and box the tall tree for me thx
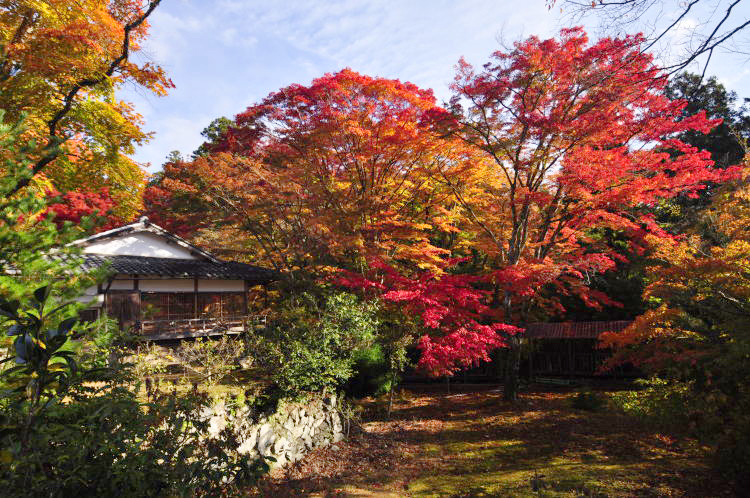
[666,72,749,169]
[147,69,466,279]
[192,117,232,158]
[0,0,171,218]
[435,28,737,400]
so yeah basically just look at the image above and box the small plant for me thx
[131,341,169,380]
[0,286,80,446]
[571,389,607,412]
[173,335,245,388]
[249,291,379,396]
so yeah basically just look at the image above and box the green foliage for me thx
[173,336,245,389]
[250,291,379,396]
[610,378,693,428]
[0,382,269,497]
[346,343,393,397]
[77,314,137,370]
[570,389,607,412]
[0,286,81,445]
[0,294,269,497]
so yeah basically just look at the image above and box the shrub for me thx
[0,382,268,497]
[249,291,379,396]
[570,389,607,412]
[173,335,245,388]
[609,378,693,428]
[0,288,269,497]
[345,343,393,398]
[76,313,137,370]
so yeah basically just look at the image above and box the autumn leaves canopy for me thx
[147,28,738,376]
[0,0,172,221]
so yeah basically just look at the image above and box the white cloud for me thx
[122,0,750,169]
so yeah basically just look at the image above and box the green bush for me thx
[609,378,693,428]
[570,389,607,412]
[76,313,137,370]
[0,288,268,497]
[345,343,393,398]
[249,291,379,396]
[0,382,268,497]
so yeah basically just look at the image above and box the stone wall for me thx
[202,393,346,468]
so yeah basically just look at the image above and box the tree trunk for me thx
[501,289,521,402]
[503,334,521,401]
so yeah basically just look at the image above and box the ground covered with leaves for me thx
[251,385,732,497]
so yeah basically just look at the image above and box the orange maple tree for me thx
[0,0,171,218]
[146,69,468,279]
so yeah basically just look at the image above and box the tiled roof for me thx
[80,254,277,283]
[70,216,220,262]
[524,321,632,339]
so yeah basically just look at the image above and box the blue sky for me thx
[123,0,750,172]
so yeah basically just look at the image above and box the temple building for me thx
[72,217,276,340]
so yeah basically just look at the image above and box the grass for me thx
[253,385,732,497]
[137,369,269,400]
[124,342,269,400]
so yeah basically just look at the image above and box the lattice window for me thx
[141,292,195,320]
[197,292,245,318]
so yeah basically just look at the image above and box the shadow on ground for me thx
[249,385,730,497]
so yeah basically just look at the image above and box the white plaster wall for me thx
[109,279,135,290]
[76,294,104,307]
[140,279,195,292]
[75,286,103,307]
[198,280,245,292]
[82,232,199,259]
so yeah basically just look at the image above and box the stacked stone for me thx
[203,394,345,469]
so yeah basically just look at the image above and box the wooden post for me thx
[243,281,250,334]
[132,276,141,332]
[529,338,534,382]
[194,278,199,319]
[567,340,574,376]
[243,280,249,315]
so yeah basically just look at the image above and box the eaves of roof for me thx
[524,320,632,339]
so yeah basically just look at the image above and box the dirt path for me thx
[251,386,731,497]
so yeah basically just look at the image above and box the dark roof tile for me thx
[524,321,632,339]
[81,254,277,283]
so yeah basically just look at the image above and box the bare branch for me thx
[555,0,750,75]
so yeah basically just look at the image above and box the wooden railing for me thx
[531,352,606,375]
[139,315,267,340]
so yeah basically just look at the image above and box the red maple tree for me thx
[144,31,737,400]
[425,27,740,399]
[46,187,124,231]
